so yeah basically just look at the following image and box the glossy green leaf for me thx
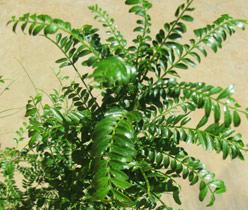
[196,116,208,129]
[217,85,235,100]
[92,109,136,202]
[233,110,241,127]
[199,181,208,201]
[91,56,136,87]
[222,141,229,159]
[181,15,194,22]
[44,24,58,34]
[173,190,181,205]
[224,106,232,127]
[175,63,188,69]
[112,190,134,207]
[204,98,212,117]
[214,103,221,123]
[125,0,140,5]
[32,24,45,36]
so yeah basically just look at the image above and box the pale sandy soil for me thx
[0,1,248,209]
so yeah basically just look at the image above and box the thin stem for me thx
[0,107,24,114]
[52,67,69,111]
[0,80,14,97]
[16,59,44,112]
[53,68,64,88]
[0,109,23,119]
[16,59,37,91]
[133,179,167,207]
[140,168,151,197]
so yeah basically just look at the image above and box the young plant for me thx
[2,0,248,209]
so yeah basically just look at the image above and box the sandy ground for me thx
[0,0,248,209]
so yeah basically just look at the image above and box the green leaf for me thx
[55,58,67,64]
[222,141,229,159]
[206,39,218,53]
[181,15,194,22]
[21,22,28,32]
[233,110,241,127]
[197,131,208,150]
[173,190,181,205]
[125,0,140,5]
[129,6,143,14]
[217,85,235,100]
[163,156,170,168]
[56,33,62,43]
[28,22,35,35]
[170,159,177,171]
[224,106,232,127]
[175,63,188,69]
[164,23,170,31]
[207,194,216,207]
[112,190,134,207]
[32,24,45,36]
[214,103,221,123]
[111,176,132,189]
[94,182,111,200]
[92,109,136,201]
[91,56,136,87]
[12,21,18,32]
[44,24,58,35]
[50,108,64,122]
[168,33,182,40]
[204,98,212,117]
[6,6,248,210]
[196,116,208,129]
[214,180,226,194]
[189,52,201,63]
[199,181,208,201]
[134,26,144,32]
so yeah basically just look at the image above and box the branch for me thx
[44,36,101,110]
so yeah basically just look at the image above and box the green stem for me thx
[140,168,151,197]
[133,179,166,207]
[16,59,44,112]
[0,80,14,97]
